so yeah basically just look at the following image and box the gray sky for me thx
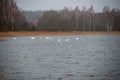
[16,0,120,12]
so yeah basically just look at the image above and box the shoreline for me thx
[0,31,120,37]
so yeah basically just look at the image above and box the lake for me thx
[0,35,120,80]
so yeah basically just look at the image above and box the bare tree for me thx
[103,0,111,32]
[82,6,87,31]
[75,6,79,31]
[88,6,94,31]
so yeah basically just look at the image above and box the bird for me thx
[65,39,69,41]
[57,39,61,42]
[13,37,16,39]
[31,37,35,39]
[76,37,79,40]
[46,37,50,39]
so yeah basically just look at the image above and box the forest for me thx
[0,0,120,31]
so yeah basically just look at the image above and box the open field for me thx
[0,31,120,37]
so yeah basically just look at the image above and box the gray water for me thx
[0,35,120,80]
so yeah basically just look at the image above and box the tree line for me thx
[0,0,120,31]
[0,0,34,31]
[37,6,120,31]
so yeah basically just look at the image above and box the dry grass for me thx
[0,31,120,37]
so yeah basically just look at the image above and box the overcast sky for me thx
[16,0,120,12]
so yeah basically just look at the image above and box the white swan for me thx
[76,37,79,40]
[46,37,50,39]
[57,39,61,42]
[65,39,69,41]
[13,37,16,39]
[31,37,35,39]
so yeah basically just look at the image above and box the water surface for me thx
[0,35,120,80]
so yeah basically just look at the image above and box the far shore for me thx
[0,31,120,37]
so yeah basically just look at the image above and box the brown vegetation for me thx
[0,31,120,37]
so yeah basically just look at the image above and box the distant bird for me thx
[13,37,16,39]
[76,37,79,40]
[65,39,69,41]
[46,37,50,39]
[57,39,61,42]
[31,37,35,39]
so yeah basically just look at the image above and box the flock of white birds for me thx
[12,37,80,41]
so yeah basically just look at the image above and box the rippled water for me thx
[0,35,120,80]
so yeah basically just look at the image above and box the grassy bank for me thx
[0,31,120,37]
